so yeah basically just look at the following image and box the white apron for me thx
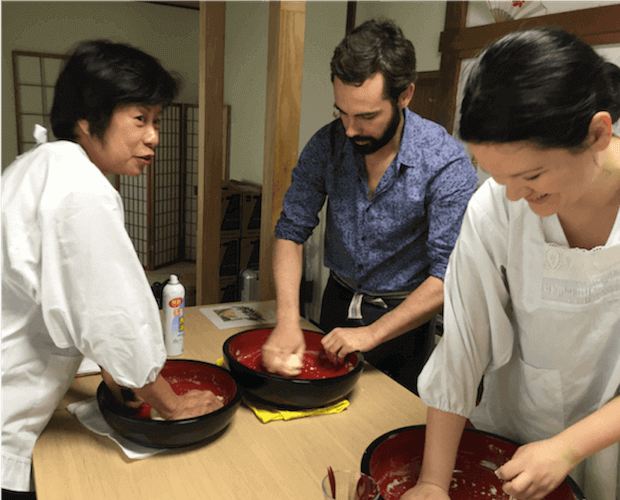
[419,179,620,500]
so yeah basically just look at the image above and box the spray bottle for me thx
[162,274,185,356]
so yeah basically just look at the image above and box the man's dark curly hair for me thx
[330,19,417,103]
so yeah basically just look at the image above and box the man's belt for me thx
[331,271,413,320]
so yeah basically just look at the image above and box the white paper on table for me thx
[67,398,164,459]
[199,302,276,330]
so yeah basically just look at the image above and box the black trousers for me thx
[2,491,36,500]
[319,276,436,395]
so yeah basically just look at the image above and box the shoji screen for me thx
[119,103,184,269]
[118,175,149,267]
[12,51,68,153]
[184,104,199,262]
[153,103,183,268]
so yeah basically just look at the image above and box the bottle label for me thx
[170,297,185,337]
[168,297,183,308]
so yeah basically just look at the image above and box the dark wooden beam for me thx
[346,1,357,35]
[440,4,620,59]
[142,1,199,11]
[435,1,468,134]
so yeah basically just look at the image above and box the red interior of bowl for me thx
[133,360,236,420]
[369,428,577,500]
[228,328,358,379]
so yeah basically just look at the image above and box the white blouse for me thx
[2,131,166,491]
[419,178,620,500]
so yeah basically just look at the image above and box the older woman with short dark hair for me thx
[1,41,220,500]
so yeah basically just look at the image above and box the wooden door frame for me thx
[196,2,225,305]
[259,1,307,301]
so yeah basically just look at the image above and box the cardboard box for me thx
[218,276,239,303]
[184,285,197,307]
[239,237,260,271]
[240,188,261,238]
[228,181,262,238]
[220,182,241,239]
[219,236,240,278]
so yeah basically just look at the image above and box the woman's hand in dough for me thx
[101,367,144,408]
[169,390,224,420]
[400,481,450,500]
[495,438,575,500]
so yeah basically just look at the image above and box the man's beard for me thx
[349,102,402,155]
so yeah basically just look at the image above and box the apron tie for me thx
[346,292,389,320]
[33,124,48,144]
[332,272,410,320]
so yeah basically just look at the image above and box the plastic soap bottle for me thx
[162,274,185,356]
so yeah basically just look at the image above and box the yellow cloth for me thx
[249,399,349,423]
[215,358,350,423]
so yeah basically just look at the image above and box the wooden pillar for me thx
[196,2,225,305]
[259,1,306,301]
[436,1,468,134]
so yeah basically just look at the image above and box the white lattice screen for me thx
[12,51,68,153]
[184,104,199,262]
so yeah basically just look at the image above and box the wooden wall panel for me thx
[408,71,441,124]
[259,1,306,301]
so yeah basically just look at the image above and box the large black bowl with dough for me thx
[96,359,242,448]
[360,425,585,500]
[223,327,364,409]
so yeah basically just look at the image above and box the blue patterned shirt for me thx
[275,109,478,294]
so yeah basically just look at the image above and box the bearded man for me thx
[262,20,478,394]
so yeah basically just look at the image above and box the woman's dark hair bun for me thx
[459,28,620,149]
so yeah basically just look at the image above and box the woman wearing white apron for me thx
[405,28,620,500]
[2,41,222,500]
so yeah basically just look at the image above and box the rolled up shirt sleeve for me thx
[418,181,515,417]
[41,187,166,389]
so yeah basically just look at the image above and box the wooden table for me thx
[33,301,427,500]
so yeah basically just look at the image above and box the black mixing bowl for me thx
[223,328,364,409]
[96,359,241,448]
[361,425,585,500]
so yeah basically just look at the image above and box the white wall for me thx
[357,0,446,72]
[223,1,269,185]
[1,1,199,170]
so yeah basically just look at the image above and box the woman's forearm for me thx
[102,368,179,418]
[419,407,468,491]
[133,373,179,419]
[555,395,620,468]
